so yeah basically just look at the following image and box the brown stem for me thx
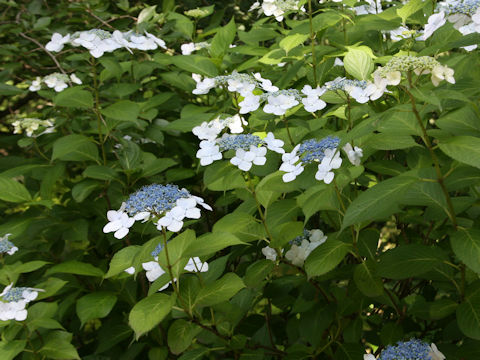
[19,32,70,82]
[405,73,457,229]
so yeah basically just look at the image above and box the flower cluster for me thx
[11,117,55,137]
[196,132,284,171]
[262,229,327,266]
[0,283,43,321]
[279,136,342,183]
[250,0,305,21]
[325,77,388,104]
[373,56,455,87]
[29,72,82,92]
[45,29,166,58]
[364,339,446,360]
[192,72,327,114]
[0,234,17,256]
[181,41,210,55]
[103,184,211,237]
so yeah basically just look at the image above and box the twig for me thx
[86,9,115,30]
[18,32,71,84]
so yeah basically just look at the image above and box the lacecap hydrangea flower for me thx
[364,339,446,360]
[280,136,346,183]
[250,0,305,21]
[103,184,211,237]
[45,29,166,58]
[0,283,43,321]
[196,133,285,171]
[373,56,455,87]
[29,72,82,92]
[324,77,388,104]
[0,234,18,256]
[181,41,210,55]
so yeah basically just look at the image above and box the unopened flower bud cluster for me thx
[374,56,455,87]
[11,117,55,137]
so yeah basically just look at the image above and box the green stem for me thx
[91,58,107,165]
[406,73,457,229]
[283,115,294,146]
[247,172,274,245]
[308,0,317,86]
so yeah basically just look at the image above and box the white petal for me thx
[114,227,129,239]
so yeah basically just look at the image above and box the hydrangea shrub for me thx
[1,0,480,359]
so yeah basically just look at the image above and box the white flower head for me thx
[184,257,209,272]
[315,148,342,184]
[264,132,285,153]
[239,94,261,114]
[142,261,166,282]
[196,140,222,165]
[343,143,363,166]
[429,343,446,360]
[262,246,278,261]
[103,202,135,239]
[422,12,446,40]
[230,145,267,171]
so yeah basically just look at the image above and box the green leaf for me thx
[39,331,80,359]
[397,0,427,23]
[137,5,157,23]
[46,260,104,277]
[0,340,26,360]
[279,33,309,54]
[142,158,177,177]
[72,179,101,202]
[344,48,374,80]
[244,260,274,288]
[210,18,236,58]
[457,283,480,340]
[353,261,384,297]
[129,293,175,339]
[171,55,218,77]
[83,165,119,181]
[342,175,417,229]
[54,87,93,108]
[451,228,480,274]
[439,136,480,169]
[101,100,140,122]
[213,213,265,242]
[52,135,100,162]
[377,244,446,279]
[0,176,32,203]
[0,83,24,96]
[105,246,141,278]
[167,319,201,355]
[195,273,245,307]
[203,161,246,191]
[76,292,117,326]
[183,232,246,258]
[305,240,351,277]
